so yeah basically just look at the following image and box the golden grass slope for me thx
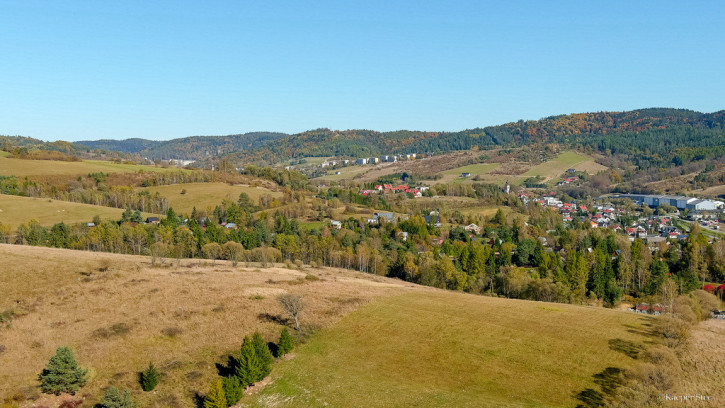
[0,195,153,228]
[0,156,188,177]
[137,182,283,214]
[246,293,655,407]
[0,244,411,407]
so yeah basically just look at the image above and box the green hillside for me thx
[246,291,653,408]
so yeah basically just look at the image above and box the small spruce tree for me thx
[252,332,274,379]
[139,362,159,392]
[39,346,88,395]
[222,376,244,406]
[100,386,136,408]
[277,327,293,357]
[204,379,227,408]
[236,336,262,386]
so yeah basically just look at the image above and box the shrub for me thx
[655,317,690,348]
[39,347,88,395]
[692,290,720,319]
[161,327,183,337]
[252,332,274,379]
[100,387,136,408]
[139,362,159,392]
[672,296,698,324]
[277,294,304,331]
[204,379,227,408]
[639,345,680,370]
[277,327,293,357]
[222,376,243,406]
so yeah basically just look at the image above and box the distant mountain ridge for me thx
[17,108,725,167]
[75,132,289,160]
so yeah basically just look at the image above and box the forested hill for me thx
[229,108,725,165]
[75,132,289,160]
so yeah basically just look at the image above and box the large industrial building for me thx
[614,194,724,211]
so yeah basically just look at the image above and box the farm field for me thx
[314,165,371,182]
[245,291,654,408]
[0,156,188,177]
[0,244,412,407]
[520,151,606,182]
[137,182,283,214]
[0,195,152,228]
[439,163,501,183]
[458,205,515,219]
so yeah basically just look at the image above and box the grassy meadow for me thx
[245,292,654,407]
[0,155,188,177]
[0,244,411,407]
[520,151,606,182]
[0,195,153,228]
[137,182,283,214]
[439,163,501,183]
[314,165,371,182]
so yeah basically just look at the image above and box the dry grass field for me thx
[3,244,721,407]
[675,319,725,406]
[244,292,656,408]
[137,183,284,214]
[0,244,412,407]
[0,195,153,228]
[0,156,187,177]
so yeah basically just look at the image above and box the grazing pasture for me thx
[137,182,283,214]
[0,155,187,177]
[0,195,150,228]
[246,291,654,407]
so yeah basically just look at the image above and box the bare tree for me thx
[277,294,304,331]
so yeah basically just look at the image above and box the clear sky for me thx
[1,1,724,141]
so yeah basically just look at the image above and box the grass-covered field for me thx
[441,163,501,176]
[0,156,188,177]
[246,292,653,407]
[0,244,409,407]
[520,151,606,181]
[314,165,371,182]
[0,195,152,228]
[137,182,283,214]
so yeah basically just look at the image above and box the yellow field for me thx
[520,151,606,181]
[137,182,283,214]
[0,195,152,228]
[314,166,371,182]
[0,156,188,177]
[246,291,654,408]
[0,244,410,407]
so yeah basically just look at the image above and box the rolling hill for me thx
[0,245,681,408]
[76,132,289,160]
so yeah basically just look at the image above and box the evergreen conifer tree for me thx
[38,346,88,395]
[204,379,227,408]
[222,376,244,406]
[252,332,274,379]
[100,387,136,408]
[236,336,262,386]
[277,327,293,357]
[139,362,159,391]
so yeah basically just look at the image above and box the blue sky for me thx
[1,1,723,141]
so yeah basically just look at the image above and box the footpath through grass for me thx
[246,291,653,408]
